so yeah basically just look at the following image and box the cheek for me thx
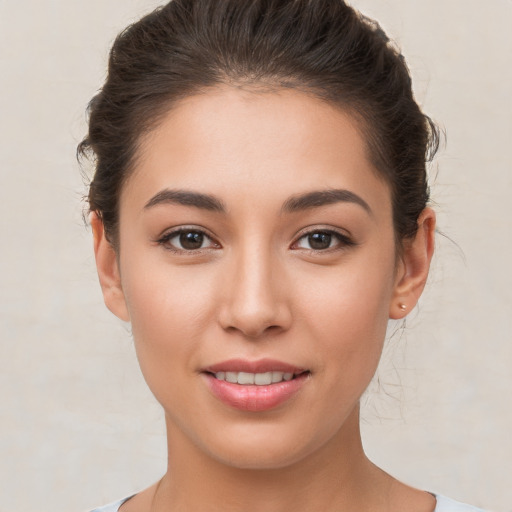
[119,253,219,401]
[297,252,396,390]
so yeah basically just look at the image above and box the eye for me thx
[293,230,354,251]
[157,228,219,252]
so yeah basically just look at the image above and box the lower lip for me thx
[203,373,310,412]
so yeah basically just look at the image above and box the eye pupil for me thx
[180,231,204,250]
[309,232,332,250]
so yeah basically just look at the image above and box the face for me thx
[94,86,432,470]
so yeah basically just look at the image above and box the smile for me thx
[213,371,297,385]
[202,359,310,412]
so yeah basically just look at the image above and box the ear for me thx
[389,207,436,319]
[90,212,130,322]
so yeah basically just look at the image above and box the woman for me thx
[81,0,486,510]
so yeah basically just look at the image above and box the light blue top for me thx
[90,494,488,511]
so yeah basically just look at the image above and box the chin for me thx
[208,441,311,470]
[190,419,336,471]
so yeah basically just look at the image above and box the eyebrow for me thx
[143,187,371,216]
[281,189,372,215]
[144,189,226,212]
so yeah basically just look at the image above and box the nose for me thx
[217,245,292,339]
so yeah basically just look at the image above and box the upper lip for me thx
[203,358,306,374]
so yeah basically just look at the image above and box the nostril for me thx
[217,288,293,337]
[248,323,285,338]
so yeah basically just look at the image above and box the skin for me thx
[92,86,436,512]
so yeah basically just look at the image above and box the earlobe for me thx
[90,212,130,322]
[389,208,436,320]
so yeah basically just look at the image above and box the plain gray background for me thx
[0,1,510,511]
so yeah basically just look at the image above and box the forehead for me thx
[121,86,391,215]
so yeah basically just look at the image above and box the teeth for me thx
[271,371,283,383]
[238,372,255,385]
[214,371,297,385]
[225,372,238,384]
[254,372,272,385]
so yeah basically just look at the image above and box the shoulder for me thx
[89,496,134,512]
[435,495,488,512]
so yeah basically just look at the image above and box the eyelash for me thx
[156,227,220,254]
[156,227,355,254]
[291,229,356,252]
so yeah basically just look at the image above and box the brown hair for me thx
[78,0,439,249]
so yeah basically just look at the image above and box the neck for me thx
[154,407,392,512]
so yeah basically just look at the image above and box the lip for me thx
[203,358,305,374]
[202,359,310,412]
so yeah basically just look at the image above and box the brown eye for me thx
[294,229,354,252]
[308,232,332,250]
[179,231,205,250]
[158,228,218,252]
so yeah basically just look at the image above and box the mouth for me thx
[201,359,311,412]
[206,370,308,385]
